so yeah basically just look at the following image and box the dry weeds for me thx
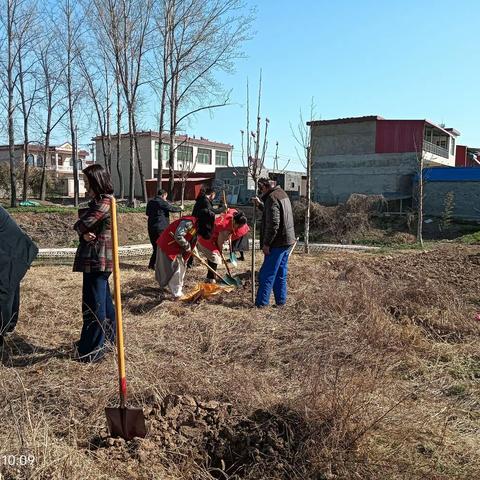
[1,244,479,479]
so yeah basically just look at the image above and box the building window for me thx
[197,148,212,164]
[58,155,63,166]
[36,156,44,167]
[155,142,170,162]
[450,138,455,156]
[51,154,56,166]
[177,145,193,166]
[215,150,228,166]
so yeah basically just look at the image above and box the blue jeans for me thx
[255,246,290,307]
[77,272,116,362]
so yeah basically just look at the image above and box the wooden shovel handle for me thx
[111,197,127,408]
[220,250,233,277]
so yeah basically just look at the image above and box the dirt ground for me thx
[1,244,480,479]
[10,211,151,248]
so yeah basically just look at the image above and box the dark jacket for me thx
[146,196,182,232]
[0,206,38,319]
[192,193,226,218]
[73,195,113,273]
[259,186,296,248]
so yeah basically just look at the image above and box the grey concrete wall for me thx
[215,167,268,204]
[310,121,377,156]
[423,181,480,221]
[311,152,417,205]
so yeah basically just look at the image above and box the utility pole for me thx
[273,141,279,173]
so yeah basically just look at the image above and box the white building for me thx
[93,131,233,197]
[0,142,90,197]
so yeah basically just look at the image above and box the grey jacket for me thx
[0,206,38,307]
[259,186,296,248]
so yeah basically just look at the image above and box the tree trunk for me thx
[180,179,186,208]
[66,2,79,207]
[40,83,53,200]
[304,146,311,254]
[168,73,178,200]
[19,53,29,202]
[157,82,167,191]
[127,105,135,206]
[115,72,124,198]
[251,177,258,303]
[132,112,148,203]
[7,0,17,207]
[105,65,112,174]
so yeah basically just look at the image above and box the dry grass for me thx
[1,244,480,479]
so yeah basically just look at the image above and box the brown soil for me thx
[1,244,480,479]
[10,211,150,247]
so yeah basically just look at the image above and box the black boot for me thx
[206,261,217,283]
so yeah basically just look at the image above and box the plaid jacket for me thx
[73,195,113,273]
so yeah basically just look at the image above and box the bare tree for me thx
[2,0,21,206]
[114,66,124,197]
[36,35,69,200]
[176,136,197,206]
[415,140,425,249]
[92,0,152,205]
[15,1,41,201]
[57,0,84,207]
[292,99,316,254]
[152,0,175,192]
[245,73,269,303]
[161,0,253,199]
[78,45,114,174]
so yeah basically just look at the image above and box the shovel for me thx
[169,232,239,287]
[105,197,146,441]
[219,250,242,287]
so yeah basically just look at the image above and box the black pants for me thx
[148,227,164,270]
[0,284,20,336]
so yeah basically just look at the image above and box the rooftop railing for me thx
[423,139,449,159]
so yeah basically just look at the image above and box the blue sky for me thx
[174,0,479,171]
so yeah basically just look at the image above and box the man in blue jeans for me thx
[253,178,296,307]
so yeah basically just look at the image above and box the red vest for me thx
[157,216,198,260]
[198,208,250,253]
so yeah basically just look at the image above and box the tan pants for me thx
[197,242,222,265]
[155,248,187,298]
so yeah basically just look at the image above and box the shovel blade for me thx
[229,253,238,267]
[224,275,242,287]
[105,406,146,440]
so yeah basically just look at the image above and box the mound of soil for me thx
[11,211,149,247]
[91,394,306,479]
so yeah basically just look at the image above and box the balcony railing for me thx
[423,139,449,159]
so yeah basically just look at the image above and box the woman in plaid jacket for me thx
[73,164,115,362]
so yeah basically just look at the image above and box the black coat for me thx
[259,186,296,248]
[0,206,38,323]
[146,196,182,232]
[192,194,225,218]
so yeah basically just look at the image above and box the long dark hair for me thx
[196,185,214,200]
[233,210,247,226]
[83,164,114,198]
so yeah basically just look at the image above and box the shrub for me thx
[293,194,386,243]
